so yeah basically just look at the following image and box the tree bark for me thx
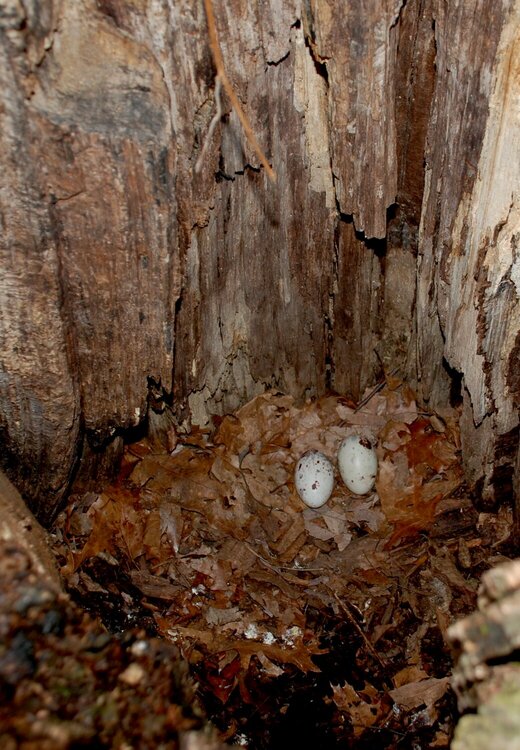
[0,0,518,522]
[0,470,62,591]
[416,0,520,508]
[449,559,520,750]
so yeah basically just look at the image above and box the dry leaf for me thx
[389,676,450,712]
[331,682,383,737]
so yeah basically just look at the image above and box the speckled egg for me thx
[294,451,335,508]
[337,435,378,495]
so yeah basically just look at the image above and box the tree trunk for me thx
[0,470,62,591]
[0,0,518,523]
[416,0,520,510]
[449,558,520,749]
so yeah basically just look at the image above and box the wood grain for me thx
[417,0,520,506]
[0,0,517,521]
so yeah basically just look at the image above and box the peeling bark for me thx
[306,0,402,239]
[417,0,520,506]
[331,220,384,398]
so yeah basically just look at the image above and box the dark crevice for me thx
[390,0,409,31]
[325,318,336,394]
[215,169,235,182]
[490,425,520,508]
[147,375,174,412]
[432,18,437,55]
[301,1,329,84]
[172,291,183,392]
[81,375,174,456]
[215,170,234,182]
[95,0,124,28]
[326,219,341,392]
[311,55,329,85]
[304,34,329,85]
[336,209,387,257]
[266,51,290,67]
[215,153,235,182]
[442,358,463,408]
[68,377,180,506]
[235,163,261,176]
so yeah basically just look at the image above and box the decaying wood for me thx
[449,558,520,709]
[200,0,276,182]
[0,0,518,521]
[0,0,179,521]
[0,470,61,592]
[331,220,384,398]
[304,0,402,239]
[451,670,520,750]
[449,558,520,749]
[380,0,436,380]
[514,444,520,549]
[416,0,520,508]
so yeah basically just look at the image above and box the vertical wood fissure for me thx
[0,0,518,520]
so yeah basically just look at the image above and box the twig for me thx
[244,542,324,573]
[354,367,399,413]
[202,0,276,182]
[245,541,281,574]
[330,590,395,689]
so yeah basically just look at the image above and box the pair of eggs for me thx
[294,436,378,508]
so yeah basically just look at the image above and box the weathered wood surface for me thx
[0,470,62,591]
[0,0,518,521]
[305,0,402,239]
[416,0,520,507]
[449,558,520,750]
[0,0,180,521]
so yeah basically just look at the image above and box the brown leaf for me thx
[213,414,246,455]
[406,418,458,473]
[143,509,162,560]
[331,682,383,737]
[157,621,326,673]
[378,456,462,544]
[128,569,183,600]
[269,510,306,559]
[393,665,430,688]
[389,676,450,713]
[63,488,138,572]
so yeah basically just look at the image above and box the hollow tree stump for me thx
[0,1,518,523]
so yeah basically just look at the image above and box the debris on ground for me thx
[0,541,228,750]
[52,381,514,748]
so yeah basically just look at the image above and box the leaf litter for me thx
[54,380,513,749]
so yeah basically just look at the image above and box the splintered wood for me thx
[57,383,513,747]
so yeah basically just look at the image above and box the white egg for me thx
[338,435,378,495]
[294,451,335,508]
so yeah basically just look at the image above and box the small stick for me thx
[354,367,399,413]
[244,541,281,574]
[202,0,276,182]
[331,590,395,688]
[244,542,324,573]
